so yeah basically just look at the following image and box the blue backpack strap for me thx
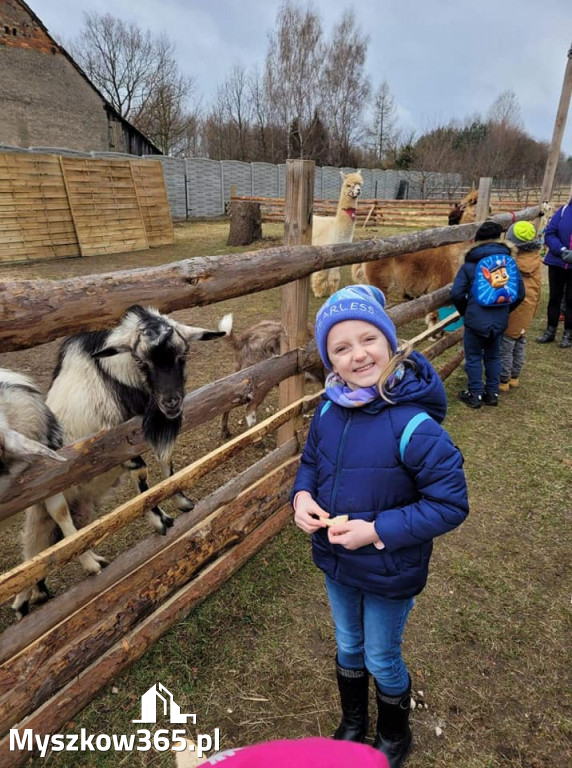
[399,412,432,462]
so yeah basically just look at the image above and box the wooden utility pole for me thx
[277,159,315,445]
[540,44,572,204]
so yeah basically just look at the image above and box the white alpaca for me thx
[311,171,363,298]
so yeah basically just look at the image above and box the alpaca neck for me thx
[336,194,357,228]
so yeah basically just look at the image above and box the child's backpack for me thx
[472,252,520,306]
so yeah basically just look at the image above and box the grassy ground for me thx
[1,221,570,767]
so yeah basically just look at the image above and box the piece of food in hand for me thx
[322,515,349,527]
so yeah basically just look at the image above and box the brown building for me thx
[0,0,160,155]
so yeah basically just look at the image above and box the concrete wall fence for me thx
[0,144,462,221]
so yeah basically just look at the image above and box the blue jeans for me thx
[463,327,502,395]
[325,576,414,696]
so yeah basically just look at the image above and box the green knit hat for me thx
[506,221,537,246]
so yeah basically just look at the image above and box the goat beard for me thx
[142,403,182,460]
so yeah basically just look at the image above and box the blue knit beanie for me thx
[315,285,398,369]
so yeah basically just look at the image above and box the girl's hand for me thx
[328,520,384,550]
[293,491,330,534]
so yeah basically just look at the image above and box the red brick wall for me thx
[0,0,56,53]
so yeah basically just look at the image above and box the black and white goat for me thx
[1,368,108,617]
[48,304,225,528]
[12,306,224,617]
[218,313,324,440]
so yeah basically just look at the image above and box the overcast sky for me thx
[34,0,572,158]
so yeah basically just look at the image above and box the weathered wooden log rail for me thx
[0,207,540,352]
[0,157,541,764]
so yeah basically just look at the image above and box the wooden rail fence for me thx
[0,159,542,764]
[231,192,552,229]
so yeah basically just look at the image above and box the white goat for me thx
[12,306,225,618]
[311,171,363,298]
[218,314,324,440]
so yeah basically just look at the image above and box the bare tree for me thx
[322,10,370,166]
[264,1,325,158]
[136,74,201,156]
[487,90,523,130]
[248,66,285,163]
[369,80,397,165]
[217,64,253,161]
[70,12,197,154]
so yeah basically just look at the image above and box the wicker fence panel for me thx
[60,157,148,257]
[131,159,174,247]
[0,153,79,264]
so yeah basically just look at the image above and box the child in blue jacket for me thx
[292,285,468,767]
[451,220,525,408]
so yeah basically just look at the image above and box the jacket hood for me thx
[363,350,447,423]
[462,238,514,264]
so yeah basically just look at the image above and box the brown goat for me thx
[218,314,324,439]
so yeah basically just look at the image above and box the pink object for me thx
[205,737,390,767]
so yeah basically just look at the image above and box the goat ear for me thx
[340,170,346,181]
[1,429,66,462]
[172,321,226,343]
[92,344,131,359]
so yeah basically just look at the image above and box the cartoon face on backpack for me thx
[472,253,520,306]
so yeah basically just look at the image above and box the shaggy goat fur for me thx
[12,306,224,618]
[0,368,63,500]
[311,171,363,298]
[218,314,324,439]
[0,368,111,618]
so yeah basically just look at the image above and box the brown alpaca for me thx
[218,314,324,439]
[311,171,363,298]
[352,242,465,302]
[448,188,487,225]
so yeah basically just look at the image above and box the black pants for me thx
[547,266,572,331]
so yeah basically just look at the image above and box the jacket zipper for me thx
[330,411,352,516]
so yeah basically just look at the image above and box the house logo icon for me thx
[133,683,196,725]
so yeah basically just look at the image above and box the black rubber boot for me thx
[536,326,557,343]
[332,661,369,742]
[372,681,413,768]
[559,330,572,348]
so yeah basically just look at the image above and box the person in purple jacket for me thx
[291,286,468,768]
[537,199,572,348]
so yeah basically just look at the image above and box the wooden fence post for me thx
[475,177,493,222]
[277,159,315,446]
[540,44,572,205]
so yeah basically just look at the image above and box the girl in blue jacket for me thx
[292,285,468,768]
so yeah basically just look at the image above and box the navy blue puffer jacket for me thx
[450,240,525,337]
[291,352,468,599]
